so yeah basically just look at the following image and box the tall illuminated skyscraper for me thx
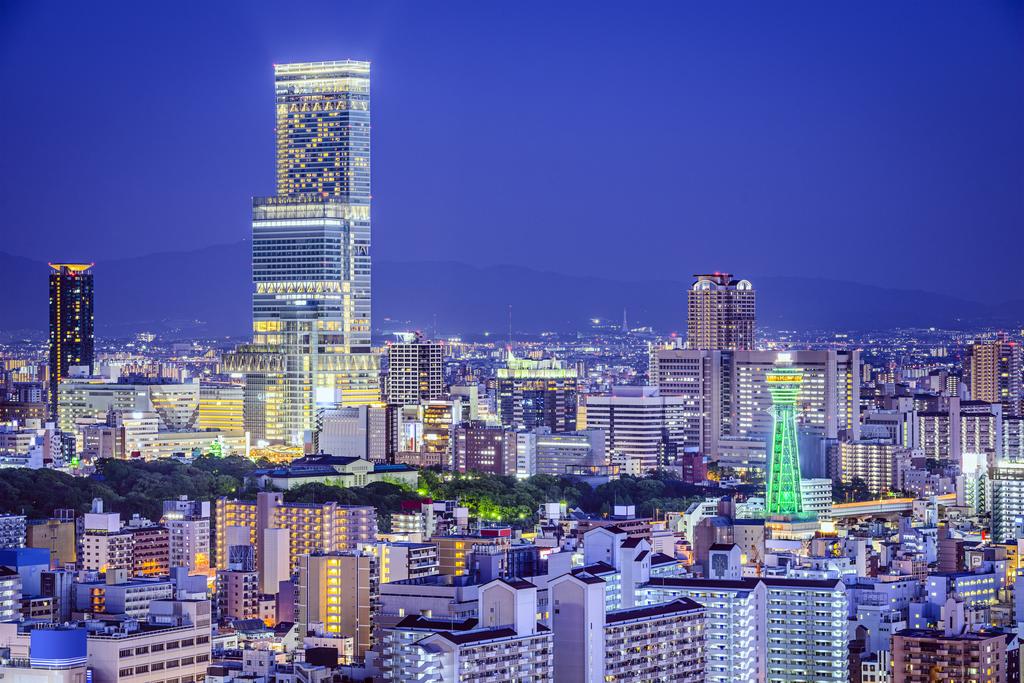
[224,60,379,446]
[686,272,755,350]
[48,263,95,417]
[764,358,804,516]
[275,60,371,199]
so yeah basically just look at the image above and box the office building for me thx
[72,571,174,619]
[649,346,724,455]
[224,60,378,446]
[730,350,861,446]
[296,551,377,659]
[384,335,444,405]
[968,336,1021,417]
[48,263,95,416]
[651,348,860,461]
[454,422,517,475]
[315,404,387,462]
[84,599,212,683]
[582,386,689,475]
[497,353,578,432]
[223,196,380,445]
[275,60,370,199]
[421,399,461,466]
[687,272,755,351]
[198,382,245,435]
[532,427,606,477]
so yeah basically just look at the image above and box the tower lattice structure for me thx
[765,361,804,516]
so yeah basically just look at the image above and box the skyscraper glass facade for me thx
[275,60,371,200]
[225,60,378,446]
[48,263,95,417]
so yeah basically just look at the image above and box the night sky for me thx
[1,1,1021,298]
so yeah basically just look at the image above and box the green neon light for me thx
[765,364,804,516]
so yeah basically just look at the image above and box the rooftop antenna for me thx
[507,304,513,348]
[622,307,628,333]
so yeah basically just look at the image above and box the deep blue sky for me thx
[1,1,1022,298]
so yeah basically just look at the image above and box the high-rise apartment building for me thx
[840,440,900,496]
[224,60,378,446]
[296,551,378,659]
[686,273,755,351]
[990,461,1024,543]
[892,628,1007,683]
[214,493,376,576]
[384,336,444,405]
[48,263,95,416]
[968,336,1021,417]
[161,497,211,574]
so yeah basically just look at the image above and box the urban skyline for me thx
[2,2,1022,301]
[1,5,1024,683]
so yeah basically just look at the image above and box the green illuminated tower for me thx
[765,361,804,516]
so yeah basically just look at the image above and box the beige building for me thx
[80,510,132,574]
[214,493,376,576]
[296,552,377,659]
[27,517,77,568]
[892,628,1006,683]
[687,272,755,351]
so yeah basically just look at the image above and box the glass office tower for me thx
[48,263,95,418]
[225,61,379,447]
[274,60,371,200]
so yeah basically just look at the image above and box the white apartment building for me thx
[762,578,848,682]
[161,497,211,573]
[379,578,553,682]
[801,478,833,521]
[85,599,212,683]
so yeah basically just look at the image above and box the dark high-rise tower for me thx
[48,263,95,417]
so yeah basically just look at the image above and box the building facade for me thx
[686,273,755,351]
[48,263,95,415]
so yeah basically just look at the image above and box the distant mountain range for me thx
[2,242,1020,339]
